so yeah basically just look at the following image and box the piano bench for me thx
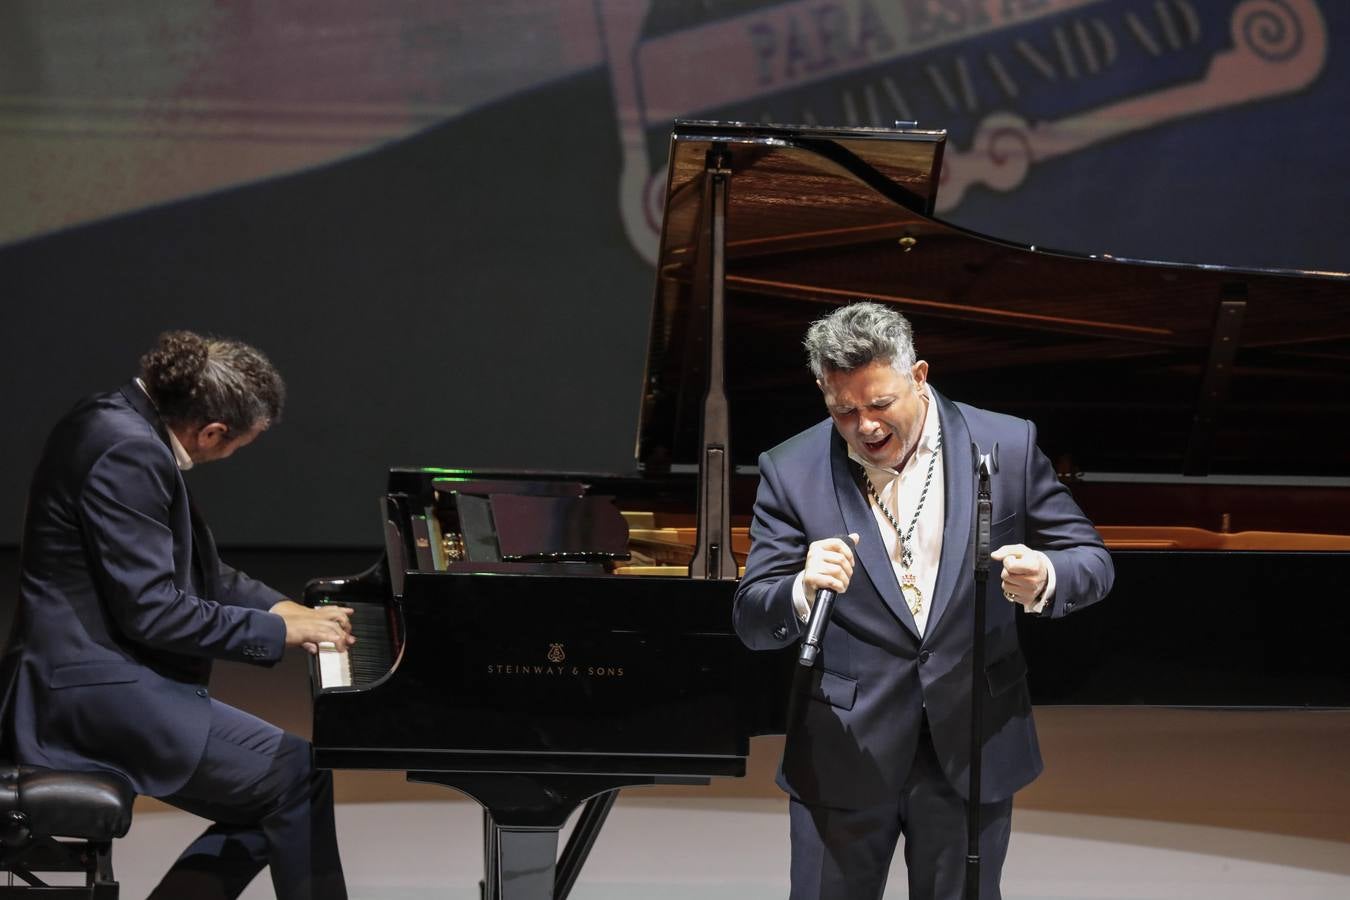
[0,763,133,898]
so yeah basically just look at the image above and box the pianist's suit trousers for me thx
[147,699,347,900]
[788,718,1012,900]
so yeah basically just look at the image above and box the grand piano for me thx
[309,120,1350,898]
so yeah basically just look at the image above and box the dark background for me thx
[3,1,1349,550]
[2,0,1348,709]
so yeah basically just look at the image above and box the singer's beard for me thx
[873,395,929,471]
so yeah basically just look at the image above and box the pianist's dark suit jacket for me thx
[733,388,1114,809]
[0,381,286,796]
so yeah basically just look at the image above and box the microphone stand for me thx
[966,452,994,900]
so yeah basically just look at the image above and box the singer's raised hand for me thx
[803,533,860,600]
[991,543,1049,611]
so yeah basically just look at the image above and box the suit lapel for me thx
[925,390,973,639]
[118,380,219,603]
[119,380,173,449]
[186,490,221,603]
[829,429,921,637]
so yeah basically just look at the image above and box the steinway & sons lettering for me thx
[485,664,626,677]
[485,643,625,678]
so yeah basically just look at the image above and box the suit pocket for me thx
[990,514,1017,548]
[809,669,858,711]
[49,661,140,689]
[985,649,1028,697]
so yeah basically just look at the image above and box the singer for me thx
[732,302,1113,900]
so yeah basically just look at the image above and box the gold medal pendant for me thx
[901,581,923,616]
[857,436,941,623]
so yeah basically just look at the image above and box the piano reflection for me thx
[308,121,1350,899]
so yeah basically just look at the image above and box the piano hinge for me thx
[1184,287,1247,476]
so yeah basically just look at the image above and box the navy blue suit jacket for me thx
[733,389,1114,809]
[0,382,287,796]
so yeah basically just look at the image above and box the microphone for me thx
[799,533,854,667]
[798,587,836,667]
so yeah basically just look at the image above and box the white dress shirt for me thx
[792,385,1054,633]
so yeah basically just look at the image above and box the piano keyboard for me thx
[314,598,396,690]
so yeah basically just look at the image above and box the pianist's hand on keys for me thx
[317,639,351,688]
[269,599,356,655]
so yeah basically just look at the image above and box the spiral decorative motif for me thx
[983,121,1034,192]
[1234,0,1303,62]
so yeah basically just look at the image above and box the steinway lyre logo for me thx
[546,643,566,664]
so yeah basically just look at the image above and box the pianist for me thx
[733,302,1113,900]
[0,330,354,899]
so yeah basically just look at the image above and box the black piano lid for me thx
[637,120,1350,481]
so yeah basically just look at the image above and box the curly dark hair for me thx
[139,330,285,434]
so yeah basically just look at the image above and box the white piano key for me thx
[317,641,352,688]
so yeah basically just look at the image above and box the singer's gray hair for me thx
[803,301,917,380]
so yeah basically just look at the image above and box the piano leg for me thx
[481,791,616,900]
[409,772,705,900]
[492,822,562,899]
[554,790,619,900]
[482,809,496,900]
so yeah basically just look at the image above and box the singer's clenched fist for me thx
[803,533,861,601]
[990,543,1049,611]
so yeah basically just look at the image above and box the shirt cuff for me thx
[1029,550,1057,615]
[792,571,811,622]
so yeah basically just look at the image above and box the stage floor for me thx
[102,794,1350,899]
